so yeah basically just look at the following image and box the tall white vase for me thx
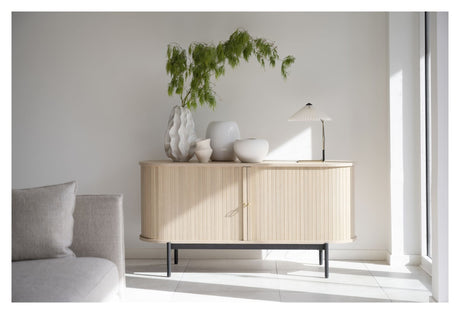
[164,105,197,162]
[205,121,240,161]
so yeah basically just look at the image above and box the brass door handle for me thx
[243,202,251,208]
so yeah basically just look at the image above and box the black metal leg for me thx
[162,243,330,279]
[166,242,171,277]
[324,242,329,278]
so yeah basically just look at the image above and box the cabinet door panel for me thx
[248,167,353,242]
[142,165,243,241]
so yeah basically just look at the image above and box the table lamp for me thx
[288,103,331,162]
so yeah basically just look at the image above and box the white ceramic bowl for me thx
[233,138,269,163]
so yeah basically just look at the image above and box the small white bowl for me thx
[195,138,211,150]
[195,148,212,163]
[233,138,269,163]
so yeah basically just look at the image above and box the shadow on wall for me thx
[193,106,324,162]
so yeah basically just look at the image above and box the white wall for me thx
[388,12,422,264]
[12,12,389,259]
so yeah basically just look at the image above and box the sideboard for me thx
[139,160,355,277]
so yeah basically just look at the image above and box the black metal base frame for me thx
[166,242,329,278]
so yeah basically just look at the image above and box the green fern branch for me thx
[165,29,295,110]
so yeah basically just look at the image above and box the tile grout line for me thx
[172,258,191,297]
[363,262,392,302]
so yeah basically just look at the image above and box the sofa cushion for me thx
[12,181,77,261]
[12,257,119,302]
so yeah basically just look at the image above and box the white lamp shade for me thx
[288,103,331,121]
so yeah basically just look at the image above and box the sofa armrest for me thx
[70,195,125,283]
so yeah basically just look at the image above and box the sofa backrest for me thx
[70,195,125,283]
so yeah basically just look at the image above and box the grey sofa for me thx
[12,194,125,302]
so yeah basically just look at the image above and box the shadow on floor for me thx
[125,275,391,302]
[125,260,400,302]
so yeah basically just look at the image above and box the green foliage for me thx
[166,29,295,110]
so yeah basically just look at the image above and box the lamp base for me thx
[296,160,326,163]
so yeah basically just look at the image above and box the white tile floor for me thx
[124,251,432,302]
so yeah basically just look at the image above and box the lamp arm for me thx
[321,119,325,162]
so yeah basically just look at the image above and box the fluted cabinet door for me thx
[247,166,354,243]
[141,164,243,242]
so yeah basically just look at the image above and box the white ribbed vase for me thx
[164,105,197,162]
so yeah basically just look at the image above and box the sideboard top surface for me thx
[139,160,353,168]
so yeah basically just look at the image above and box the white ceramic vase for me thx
[233,138,269,163]
[195,139,213,163]
[205,121,240,161]
[164,105,197,162]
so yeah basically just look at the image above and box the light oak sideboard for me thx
[139,160,355,277]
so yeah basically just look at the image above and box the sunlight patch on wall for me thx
[265,128,312,161]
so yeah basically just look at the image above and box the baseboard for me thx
[126,247,387,261]
[329,249,386,261]
[385,251,422,265]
